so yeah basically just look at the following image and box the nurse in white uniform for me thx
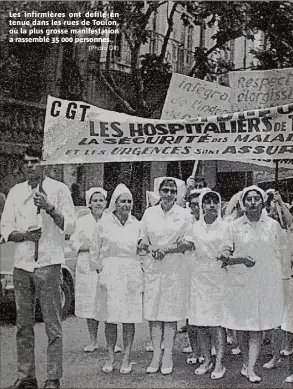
[188,191,227,380]
[138,177,193,375]
[281,228,293,383]
[220,186,284,383]
[69,187,107,352]
[184,188,211,364]
[91,184,143,374]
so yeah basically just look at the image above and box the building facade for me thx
[1,2,284,216]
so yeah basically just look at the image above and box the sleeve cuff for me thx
[63,218,76,236]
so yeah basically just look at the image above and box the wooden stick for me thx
[274,160,285,229]
[34,171,45,262]
[192,160,199,177]
[274,160,279,191]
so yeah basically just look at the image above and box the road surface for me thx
[0,315,291,388]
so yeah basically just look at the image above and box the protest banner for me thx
[247,159,293,170]
[254,166,293,184]
[229,67,293,112]
[43,96,293,164]
[161,73,231,120]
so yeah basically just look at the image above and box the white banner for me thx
[161,73,231,120]
[43,96,293,164]
[245,159,293,170]
[229,67,293,112]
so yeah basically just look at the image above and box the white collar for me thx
[242,210,268,225]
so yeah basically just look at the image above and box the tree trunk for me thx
[130,43,147,112]
[158,2,178,63]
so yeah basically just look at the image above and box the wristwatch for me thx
[46,205,55,215]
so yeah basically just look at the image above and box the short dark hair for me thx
[188,192,201,203]
[266,192,275,208]
[202,191,220,204]
[159,178,177,192]
[242,189,264,206]
[24,146,42,160]
[194,176,207,188]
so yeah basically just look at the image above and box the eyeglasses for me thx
[194,183,204,189]
[23,158,40,165]
[161,188,177,195]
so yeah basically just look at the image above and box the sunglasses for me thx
[161,188,177,195]
[119,199,132,204]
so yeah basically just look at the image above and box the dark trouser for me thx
[289,352,293,375]
[13,265,63,380]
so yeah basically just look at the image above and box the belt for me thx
[78,249,90,253]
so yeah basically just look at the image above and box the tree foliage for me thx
[2,1,293,116]
[248,1,293,69]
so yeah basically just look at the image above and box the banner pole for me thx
[34,170,45,262]
[274,160,279,191]
[274,159,285,228]
[178,161,183,180]
[191,160,199,177]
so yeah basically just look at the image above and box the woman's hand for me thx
[243,256,256,267]
[152,249,165,261]
[137,242,150,256]
[25,228,42,242]
[217,254,255,268]
[217,255,229,269]
[95,263,103,274]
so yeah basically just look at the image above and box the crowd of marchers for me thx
[0,146,293,389]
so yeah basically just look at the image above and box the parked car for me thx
[0,240,78,320]
[0,207,83,320]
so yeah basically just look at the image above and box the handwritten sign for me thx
[229,67,293,112]
[161,73,231,120]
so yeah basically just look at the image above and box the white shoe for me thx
[183,346,192,353]
[120,364,132,374]
[145,343,154,352]
[240,364,248,378]
[248,373,262,383]
[211,346,217,356]
[280,349,293,356]
[195,362,213,375]
[114,345,122,353]
[285,374,293,383]
[231,346,241,355]
[146,365,160,374]
[263,358,281,370]
[186,356,198,365]
[227,336,233,345]
[211,367,226,380]
[160,365,173,375]
[83,343,98,352]
[102,360,114,373]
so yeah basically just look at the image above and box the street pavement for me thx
[0,315,292,388]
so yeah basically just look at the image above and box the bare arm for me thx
[8,229,42,242]
[218,254,255,268]
[164,240,194,255]
[274,191,293,228]
[45,205,64,231]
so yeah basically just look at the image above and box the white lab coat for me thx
[140,203,191,322]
